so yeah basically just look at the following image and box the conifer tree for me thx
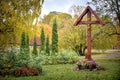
[52,19,58,55]
[46,35,50,55]
[40,27,45,52]
[33,35,38,55]
[20,32,30,53]
[20,32,26,53]
[26,33,30,53]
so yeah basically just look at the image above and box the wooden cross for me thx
[74,6,104,60]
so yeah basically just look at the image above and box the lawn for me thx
[2,59,120,80]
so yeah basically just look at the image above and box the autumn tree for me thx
[52,19,58,55]
[43,12,55,24]
[0,0,44,51]
[59,24,87,56]
[56,13,72,29]
[42,11,72,29]
[91,0,120,48]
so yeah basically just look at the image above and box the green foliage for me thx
[33,35,38,55]
[52,19,58,55]
[27,56,42,72]
[0,46,16,69]
[45,35,50,55]
[40,28,45,53]
[26,33,30,53]
[15,53,30,67]
[59,25,87,56]
[0,47,42,77]
[92,17,117,50]
[39,50,80,65]
[20,32,26,52]
[20,32,30,53]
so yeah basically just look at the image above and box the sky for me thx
[40,0,94,17]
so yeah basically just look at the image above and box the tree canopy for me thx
[0,0,44,50]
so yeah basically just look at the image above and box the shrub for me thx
[14,52,30,67]
[28,68,39,76]
[13,67,40,77]
[0,47,43,77]
[27,56,42,72]
[39,51,80,65]
[0,68,13,77]
[14,68,21,77]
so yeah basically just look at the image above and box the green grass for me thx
[2,60,120,80]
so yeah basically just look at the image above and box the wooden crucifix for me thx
[74,6,104,60]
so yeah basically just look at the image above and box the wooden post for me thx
[85,11,92,60]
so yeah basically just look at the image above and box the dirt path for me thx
[106,51,120,58]
[91,50,120,59]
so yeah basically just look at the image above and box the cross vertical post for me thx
[85,11,92,60]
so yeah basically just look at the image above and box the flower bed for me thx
[74,59,105,71]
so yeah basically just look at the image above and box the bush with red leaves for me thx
[13,67,40,77]
[28,68,39,76]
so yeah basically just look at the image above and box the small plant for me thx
[28,68,39,76]
[13,67,40,77]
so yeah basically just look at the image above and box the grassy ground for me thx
[2,59,120,80]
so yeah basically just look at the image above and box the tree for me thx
[91,0,120,25]
[43,12,55,24]
[46,35,50,55]
[59,25,87,56]
[40,27,45,52]
[33,35,38,55]
[56,13,72,29]
[0,0,44,51]
[69,5,85,18]
[91,0,120,49]
[52,19,58,55]
[20,32,30,53]
[43,11,72,29]
[26,33,30,53]
[20,32,26,53]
